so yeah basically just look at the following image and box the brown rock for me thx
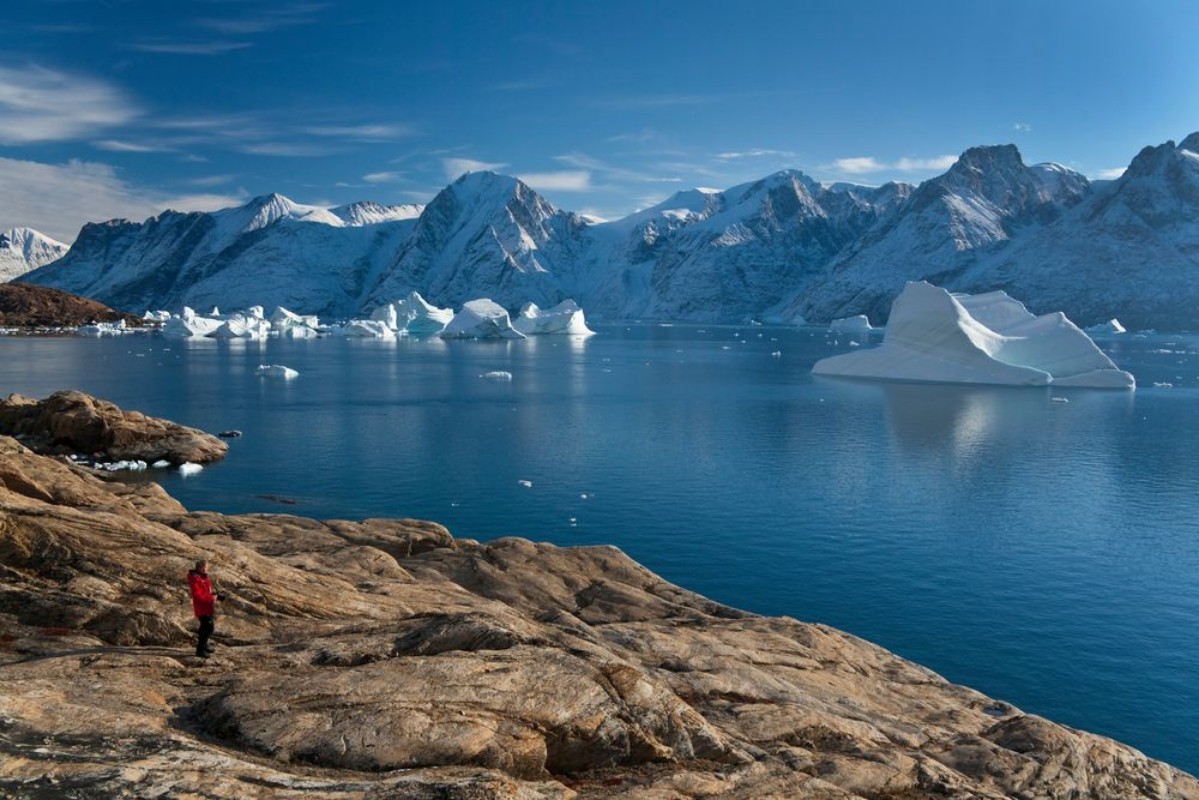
[0,282,142,328]
[0,430,1195,798]
[0,390,227,465]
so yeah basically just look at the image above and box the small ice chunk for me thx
[829,314,873,333]
[480,371,513,381]
[178,462,203,477]
[1051,397,1070,403]
[518,479,533,488]
[151,460,171,469]
[257,364,299,379]
[771,351,782,357]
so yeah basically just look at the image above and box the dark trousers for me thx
[196,615,214,655]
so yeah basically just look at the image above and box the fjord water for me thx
[2,326,1197,774]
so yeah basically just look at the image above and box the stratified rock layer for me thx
[0,390,227,465]
[0,431,1195,798]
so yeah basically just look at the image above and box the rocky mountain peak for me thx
[1178,131,1199,153]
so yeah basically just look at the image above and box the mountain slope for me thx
[0,227,69,283]
[791,145,1092,323]
[23,196,421,316]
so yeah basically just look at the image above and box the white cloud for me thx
[304,123,414,141]
[188,174,236,187]
[894,155,958,171]
[196,3,329,35]
[833,157,887,174]
[0,65,140,145]
[92,139,166,153]
[363,171,404,184]
[715,148,797,160]
[1095,167,1126,180]
[130,40,252,55]
[517,170,591,191]
[443,157,507,181]
[237,142,333,157]
[831,155,958,174]
[0,156,245,243]
[1014,122,1032,132]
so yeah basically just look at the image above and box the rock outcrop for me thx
[0,390,227,465]
[0,283,141,329]
[0,428,1195,798]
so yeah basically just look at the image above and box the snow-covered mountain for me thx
[20,132,1199,329]
[24,195,422,317]
[363,171,589,311]
[789,145,1092,323]
[0,228,69,283]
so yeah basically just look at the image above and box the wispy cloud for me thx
[830,155,957,175]
[443,157,507,180]
[606,128,666,144]
[1095,167,1126,180]
[196,3,329,35]
[237,142,334,157]
[303,123,414,141]
[363,171,404,184]
[715,148,798,160]
[590,92,729,110]
[490,76,560,92]
[92,139,167,153]
[554,152,682,184]
[517,170,591,191]
[0,156,245,244]
[130,40,252,55]
[1014,122,1033,132]
[0,65,140,145]
[189,174,236,187]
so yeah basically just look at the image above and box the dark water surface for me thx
[2,325,1197,773]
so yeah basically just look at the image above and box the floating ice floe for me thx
[333,319,395,339]
[96,459,148,471]
[143,310,171,323]
[162,307,224,338]
[256,364,299,379]
[829,314,873,334]
[211,312,271,339]
[178,462,203,477]
[1085,318,1127,335]
[512,300,594,336]
[270,306,320,338]
[75,320,128,337]
[370,291,454,335]
[812,281,1136,389]
[151,459,171,469]
[441,299,525,340]
[518,479,533,488]
[480,371,513,381]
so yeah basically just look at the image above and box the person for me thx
[187,559,220,658]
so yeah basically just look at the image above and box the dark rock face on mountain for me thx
[0,390,227,465]
[19,133,1199,330]
[1,405,1195,798]
[0,283,141,328]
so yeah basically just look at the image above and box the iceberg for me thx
[143,310,171,323]
[75,320,128,337]
[370,291,454,335]
[480,370,513,381]
[256,364,299,379]
[162,307,223,338]
[441,299,525,340]
[511,300,595,336]
[333,319,395,339]
[812,282,1135,389]
[1086,319,1127,335]
[210,313,271,339]
[178,462,203,477]
[269,306,320,337]
[829,314,873,334]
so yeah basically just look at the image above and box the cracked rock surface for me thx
[0,422,1196,798]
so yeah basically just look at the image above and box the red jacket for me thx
[188,570,215,617]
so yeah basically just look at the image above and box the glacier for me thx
[812,282,1135,389]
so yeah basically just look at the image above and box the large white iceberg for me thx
[369,291,454,335]
[269,306,320,337]
[441,299,525,340]
[162,307,223,338]
[511,300,595,336]
[210,312,271,339]
[333,319,396,339]
[812,282,1135,389]
[829,314,873,334]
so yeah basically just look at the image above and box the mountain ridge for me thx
[19,132,1199,329]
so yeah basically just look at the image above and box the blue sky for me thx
[1,0,1197,242]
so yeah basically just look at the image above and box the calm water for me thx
[2,326,1198,774]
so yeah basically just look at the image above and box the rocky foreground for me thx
[0,407,1196,798]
